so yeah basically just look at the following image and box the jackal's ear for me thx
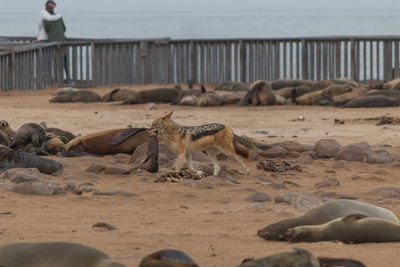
[158,110,174,120]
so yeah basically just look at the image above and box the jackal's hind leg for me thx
[206,147,220,176]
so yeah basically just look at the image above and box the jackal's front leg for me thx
[174,153,185,172]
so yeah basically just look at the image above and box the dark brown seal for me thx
[0,242,125,267]
[9,123,46,149]
[0,145,63,175]
[237,248,320,267]
[146,131,159,173]
[139,249,198,267]
[239,80,276,106]
[124,85,183,105]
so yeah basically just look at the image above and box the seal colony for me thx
[1,80,400,265]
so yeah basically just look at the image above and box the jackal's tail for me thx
[234,141,250,159]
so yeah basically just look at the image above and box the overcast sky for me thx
[4,0,400,12]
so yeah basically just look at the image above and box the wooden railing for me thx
[1,36,400,90]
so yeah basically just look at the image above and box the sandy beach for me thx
[0,84,400,266]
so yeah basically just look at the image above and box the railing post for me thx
[90,43,96,86]
[10,53,15,90]
[240,40,246,82]
[36,47,43,89]
[190,41,197,84]
[301,39,307,79]
[350,38,356,81]
[140,41,148,84]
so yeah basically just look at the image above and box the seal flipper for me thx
[110,128,147,146]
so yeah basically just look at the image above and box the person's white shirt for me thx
[37,9,62,41]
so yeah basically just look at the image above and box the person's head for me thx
[45,0,56,14]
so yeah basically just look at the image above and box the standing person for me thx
[38,1,69,82]
[37,0,63,43]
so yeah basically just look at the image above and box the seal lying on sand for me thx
[0,242,125,267]
[237,248,320,267]
[9,123,46,149]
[49,90,102,103]
[66,128,148,156]
[257,199,399,241]
[0,145,63,175]
[124,86,183,105]
[284,214,400,243]
[341,95,399,108]
[139,249,198,267]
[102,87,137,102]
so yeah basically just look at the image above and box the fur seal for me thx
[237,248,320,267]
[270,79,313,90]
[331,78,358,88]
[145,131,159,173]
[0,120,15,146]
[0,145,63,175]
[317,257,366,267]
[139,249,198,267]
[66,128,148,156]
[322,84,353,97]
[214,81,249,91]
[9,123,46,149]
[49,89,102,103]
[383,77,400,89]
[196,93,224,106]
[284,214,400,243]
[124,85,183,105]
[0,241,125,267]
[310,80,335,91]
[257,199,399,241]
[102,87,137,102]
[333,88,366,107]
[367,89,400,101]
[342,95,399,108]
[239,80,276,106]
[295,90,324,105]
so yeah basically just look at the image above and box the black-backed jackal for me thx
[148,110,250,176]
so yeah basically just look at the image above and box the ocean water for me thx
[2,9,400,39]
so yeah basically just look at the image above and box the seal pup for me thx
[148,110,250,176]
[0,120,15,146]
[257,199,399,241]
[66,128,148,156]
[284,214,400,243]
[9,123,46,149]
[139,249,198,267]
[0,241,125,267]
[145,130,159,173]
[237,248,320,267]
